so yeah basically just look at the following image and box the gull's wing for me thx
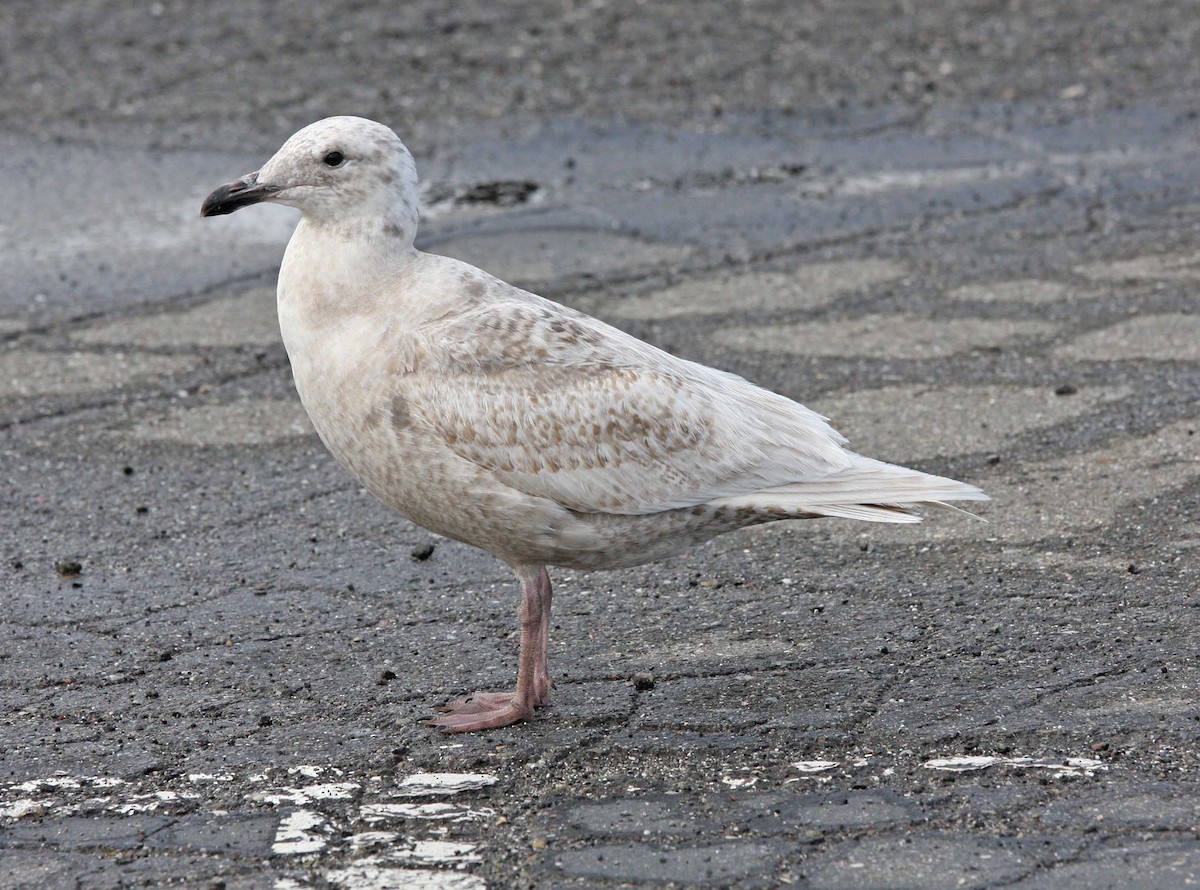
[413,296,853,516]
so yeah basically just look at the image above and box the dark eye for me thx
[322,150,345,168]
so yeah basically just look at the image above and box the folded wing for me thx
[415,296,959,517]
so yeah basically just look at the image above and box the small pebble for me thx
[411,543,436,561]
[632,672,655,691]
[56,560,83,578]
[1054,384,1078,396]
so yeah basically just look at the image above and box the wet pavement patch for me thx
[554,840,784,885]
[724,789,924,831]
[563,796,721,836]
[0,814,175,850]
[143,813,279,854]
[800,834,1069,890]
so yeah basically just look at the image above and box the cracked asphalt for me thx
[2,2,1199,888]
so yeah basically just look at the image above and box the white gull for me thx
[201,116,988,732]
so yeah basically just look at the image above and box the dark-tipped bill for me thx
[200,172,281,217]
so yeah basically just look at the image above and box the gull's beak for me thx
[200,171,282,217]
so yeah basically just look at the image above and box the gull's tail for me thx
[711,454,989,524]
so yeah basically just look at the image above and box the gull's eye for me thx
[322,150,345,168]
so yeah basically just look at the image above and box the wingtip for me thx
[929,499,990,521]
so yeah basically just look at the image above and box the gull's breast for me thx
[275,306,582,559]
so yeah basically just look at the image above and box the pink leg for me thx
[425,566,553,733]
[533,568,553,704]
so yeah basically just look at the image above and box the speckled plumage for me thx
[202,116,987,732]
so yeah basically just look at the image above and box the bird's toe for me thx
[424,699,535,733]
[436,690,518,715]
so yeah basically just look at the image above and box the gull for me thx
[201,116,987,732]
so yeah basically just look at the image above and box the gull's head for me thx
[201,116,420,237]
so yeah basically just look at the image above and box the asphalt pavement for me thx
[1,2,1198,888]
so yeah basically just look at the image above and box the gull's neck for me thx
[279,204,421,327]
[305,194,420,248]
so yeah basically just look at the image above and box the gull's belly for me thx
[289,354,471,536]
[282,328,579,561]
[286,350,731,568]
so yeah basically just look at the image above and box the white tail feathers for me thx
[805,503,923,524]
[710,454,988,524]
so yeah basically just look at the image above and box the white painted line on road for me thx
[14,776,125,792]
[1,776,204,822]
[348,831,401,847]
[721,776,759,789]
[326,865,487,890]
[791,760,840,773]
[254,782,361,806]
[0,799,46,819]
[924,755,1106,776]
[112,790,201,814]
[0,768,493,885]
[360,802,495,823]
[272,809,329,855]
[924,756,999,771]
[395,773,499,797]
[364,840,482,866]
[288,765,328,779]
